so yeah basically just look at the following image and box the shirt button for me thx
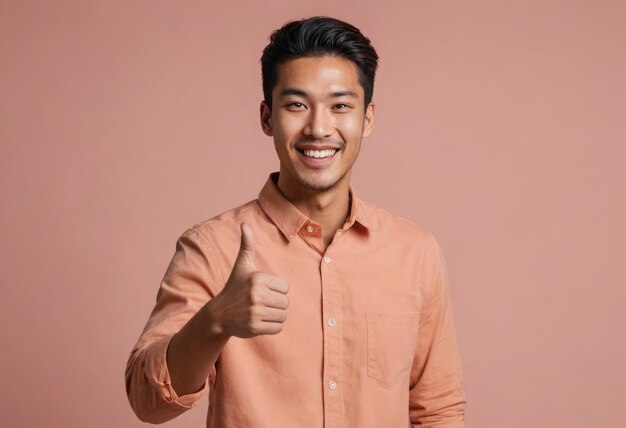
[306,225,314,233]
[327,317,336,327]
[328,381,337,390]
[323,256,331,264]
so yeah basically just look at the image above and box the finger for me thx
[259,321,285,335]
[260,307,288,323]
[234,223,256,271]
[265,276,289,294]
[264,292,289,310]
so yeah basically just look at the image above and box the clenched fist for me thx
[210,223,289,338]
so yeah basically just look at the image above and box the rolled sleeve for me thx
[126,335,209,422]
[125,227,222,423]
[143,335,208,407]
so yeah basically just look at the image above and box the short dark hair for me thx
[261,16,379,110]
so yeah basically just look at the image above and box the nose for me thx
[303,107,333,140]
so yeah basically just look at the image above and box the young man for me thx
[126,16,465,428]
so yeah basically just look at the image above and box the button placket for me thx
[320,250,343,426]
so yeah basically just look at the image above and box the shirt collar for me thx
[258,172,376,241]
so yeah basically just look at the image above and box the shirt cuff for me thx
[143,335,209,408]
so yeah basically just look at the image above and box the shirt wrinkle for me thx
[190,226,226,285]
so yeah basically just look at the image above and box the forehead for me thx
[274,55,363,97]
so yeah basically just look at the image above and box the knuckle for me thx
[252,271,267,284]
[249,305,261,319]
[249,323,262,336]
[249,292,259,305]
[247,276,258,290]
[248,273,261,289]
[245,306,257,321]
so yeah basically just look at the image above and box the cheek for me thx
[338,116,365,138]
[274,115,304,140]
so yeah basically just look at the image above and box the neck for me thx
[276,171,352,247]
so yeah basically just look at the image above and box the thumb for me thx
[234,222,256,272]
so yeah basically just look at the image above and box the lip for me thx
[296,148,339,168]
[295,144,341,151]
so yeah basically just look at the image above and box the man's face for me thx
[260,55,375,193]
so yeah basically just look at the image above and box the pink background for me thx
[1,1,624,427]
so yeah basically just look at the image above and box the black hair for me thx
[261,16,379,110]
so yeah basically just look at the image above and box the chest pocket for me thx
[366,312,421,388]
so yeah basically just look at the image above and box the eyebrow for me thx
[329,90,359,98]
[278,87,359,99]
[278,88,308,98]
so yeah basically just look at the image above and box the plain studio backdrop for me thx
[1,1,624,427]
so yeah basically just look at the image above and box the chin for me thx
[298,181,337,192]
[297,173,345,192]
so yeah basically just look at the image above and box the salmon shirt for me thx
[126,173,465,427]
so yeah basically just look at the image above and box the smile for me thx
[298,149,337,159]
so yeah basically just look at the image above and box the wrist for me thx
[200,298,231,341]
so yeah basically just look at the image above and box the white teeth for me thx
[302,149,337,158]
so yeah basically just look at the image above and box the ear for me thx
[362,102,375,138]
[260,101,273,136]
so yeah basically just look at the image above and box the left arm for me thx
[409,234,466,427]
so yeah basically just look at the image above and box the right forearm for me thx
[166,223,289,395]
[166,299,230,396]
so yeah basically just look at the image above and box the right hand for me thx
[209,223,289,338]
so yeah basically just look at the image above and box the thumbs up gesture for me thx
[210,223,289,338]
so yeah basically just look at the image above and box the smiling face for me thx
[260,55,375,196]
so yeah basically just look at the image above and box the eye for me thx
[286,102,307,110]
[334,103,351,110]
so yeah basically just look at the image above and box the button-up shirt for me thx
[126,173,465,428]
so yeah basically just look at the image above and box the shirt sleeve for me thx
[125,227,224,423]
[409,234,466,427]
